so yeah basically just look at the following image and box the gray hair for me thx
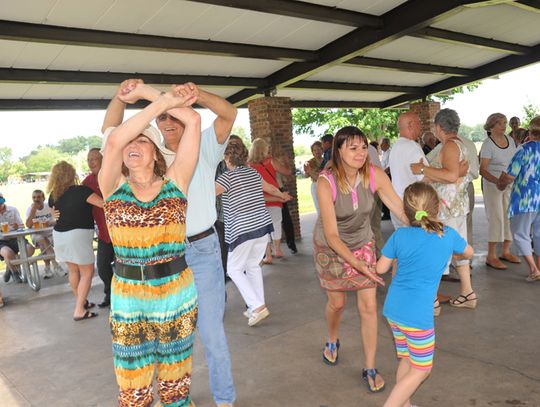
[434,108,460,134]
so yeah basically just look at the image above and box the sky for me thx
[2,62,540,160]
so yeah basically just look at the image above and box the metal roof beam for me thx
[292,80,422,94]
[0,68,267,88]
[187,0,382,27]
[226,0,481,106]
[345,57,472,76]
[0,20,316,62]
[289,100,384,108]
[513,0,540,12]
[382,44,540,108]
[411,27,531,55]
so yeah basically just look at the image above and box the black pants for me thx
[97,239,115,302]
[281,203,297,253]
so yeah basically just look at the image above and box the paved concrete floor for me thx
[1,202,539,407]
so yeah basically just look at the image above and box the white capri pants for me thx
[310,181,320,214]
[443,215,469,273]
[227,235,268,311]
[510,212,540,257]
[266,206,282,241]
[483,180,512,243]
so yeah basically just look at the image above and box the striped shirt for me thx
[216,166,273,251]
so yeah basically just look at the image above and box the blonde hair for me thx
[403,182,444,236]
[47,161,78,202]
[529,116,540,138]
[248,138,270,164]
[484,113,507,132]
[330,126,370,193]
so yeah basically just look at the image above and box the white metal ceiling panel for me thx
[277,88,402,102]
[364,36,505,68]
[0,41,290,77]
[0,40,26,67]
[92,0,170,34]
[10,42,65,69]
[306,65,450,86]
[0,83,33,98]
[42,0,116,28]
[432,4,540,47]
[0,0,56,23]
[301,0,407,15]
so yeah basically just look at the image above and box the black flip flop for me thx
[84,300,96,309]
[74,311,98,321]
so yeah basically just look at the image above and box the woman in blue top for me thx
[376,182,473,407]
[497,115,540,282]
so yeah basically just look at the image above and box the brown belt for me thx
[187,227,215,243]
[115,256,187,281]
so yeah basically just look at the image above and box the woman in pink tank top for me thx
[313,126,407,393]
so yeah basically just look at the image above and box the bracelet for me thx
[420,166,424,175]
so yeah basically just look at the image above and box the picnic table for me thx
[1,226,55,291]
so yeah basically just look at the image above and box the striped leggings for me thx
[388,319,435,371]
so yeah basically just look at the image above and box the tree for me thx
[87,135,103,150]
[57,136,89,155]
[231,126,251,148]
[522,103,540,128]
[292,108,403,141]
[24,147,67,173]
[0,147,13,183]
[458,123,485,142]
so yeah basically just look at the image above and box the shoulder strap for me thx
[320,170,337,202]
[369,163,376,194]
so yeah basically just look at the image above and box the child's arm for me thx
[453,244,474,261]
[376,255,394,275]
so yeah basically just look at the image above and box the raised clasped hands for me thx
[116,79,146,104]
[168,84,198,108]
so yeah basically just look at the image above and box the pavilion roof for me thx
[0,0,539,110]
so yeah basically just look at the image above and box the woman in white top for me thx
[479,113,520,270]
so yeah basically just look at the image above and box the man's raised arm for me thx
[187,83,237,144]
[102,79,145,133]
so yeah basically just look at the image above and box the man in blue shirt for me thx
[319,133,333,169]
[102,80,237,407]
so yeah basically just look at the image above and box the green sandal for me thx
[362,368,385,393]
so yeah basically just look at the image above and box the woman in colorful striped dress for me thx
[99,81,200,407]
[376,182,473,407]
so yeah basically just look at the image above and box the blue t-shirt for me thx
[382,226,466,329]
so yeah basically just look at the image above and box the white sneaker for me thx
[243,309,252,318]
[43,267,53,279]
[54,264,67,276]
[248,307,270,326]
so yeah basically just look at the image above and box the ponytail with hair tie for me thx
[415,210,428,221]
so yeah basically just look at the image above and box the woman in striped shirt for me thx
[216,139,291,326]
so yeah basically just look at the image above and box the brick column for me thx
[248,96,301,239]
[410,100,440,135]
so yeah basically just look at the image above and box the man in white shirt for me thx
[25,189,61,278]
[388,112,427,229]
[0,192,35,283]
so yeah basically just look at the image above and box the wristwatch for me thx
[420,166,424,175]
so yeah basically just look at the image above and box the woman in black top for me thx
[48,161,103,320]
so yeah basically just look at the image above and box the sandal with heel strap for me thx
[322,339,340,366]
[450,292,477,309]
[362,368,385,393]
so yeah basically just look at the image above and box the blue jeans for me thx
[186,232,235,404]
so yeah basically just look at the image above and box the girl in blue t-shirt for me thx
[376,182,473,407]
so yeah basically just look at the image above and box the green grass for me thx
[1,181,48,223]
[296,177,316,215]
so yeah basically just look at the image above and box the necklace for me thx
[129,175,159,189]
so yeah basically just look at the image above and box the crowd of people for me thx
[0,78,538,406]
